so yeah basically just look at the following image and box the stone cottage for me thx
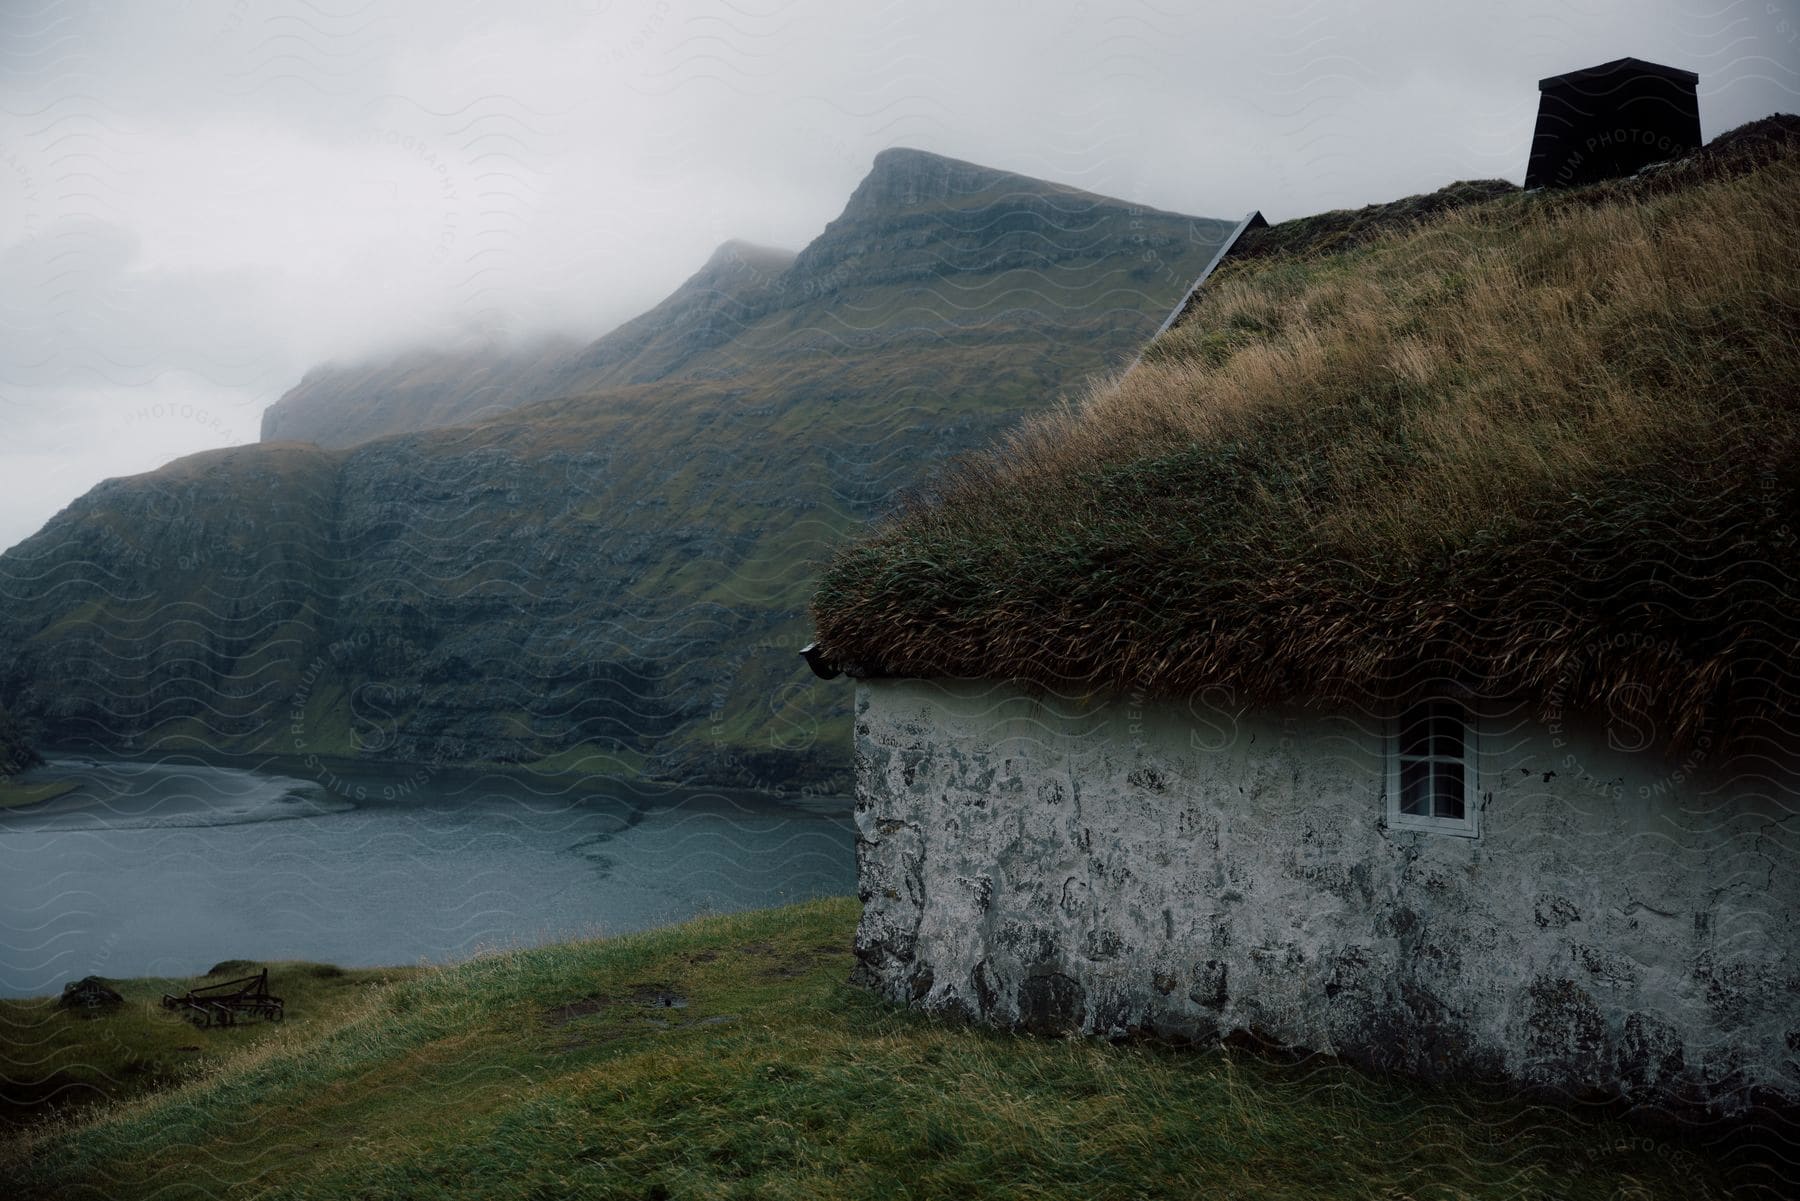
[806,82,1800,1120]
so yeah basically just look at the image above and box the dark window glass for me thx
[1401,758,1432,816]
[1434,760,1465,819]
[1401,710,1433,757]
[1396,698,1471,824]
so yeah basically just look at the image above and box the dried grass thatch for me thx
[810,118,1800,757]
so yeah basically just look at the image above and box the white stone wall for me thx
[851,678,1800,1117]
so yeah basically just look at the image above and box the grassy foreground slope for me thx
[0,962,421,1127]
[2,901,1739,1200]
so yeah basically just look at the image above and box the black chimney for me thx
[1525,57,1700,189]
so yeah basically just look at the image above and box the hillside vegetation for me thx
[0,706,40,779]
[0,704,69,808]
[0,151,1234,791]
[0,961,419,1126]
[812,121,1800,755]
[1,901,1745,1200]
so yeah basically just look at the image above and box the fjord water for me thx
[0,757,855,997]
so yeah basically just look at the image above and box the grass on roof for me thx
[2,900,1750,1199]
[811,128,1800,755]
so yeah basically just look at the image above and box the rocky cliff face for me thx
[787,148,1212,298]
[547,240,797,390]
[1,150,1233,791]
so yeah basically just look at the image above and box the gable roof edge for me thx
[1133,209,1269,366]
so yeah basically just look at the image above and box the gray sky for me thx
[2,0,1795,551]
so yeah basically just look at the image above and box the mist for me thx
[2,0,1794,551]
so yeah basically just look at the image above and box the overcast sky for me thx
[1,0,1794,551]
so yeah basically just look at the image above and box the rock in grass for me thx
[207,959,260,977]
[58,977,123,1010]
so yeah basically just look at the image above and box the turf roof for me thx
[809,117,1800,757]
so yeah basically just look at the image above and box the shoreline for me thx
[28,742,852,810]
[0,777,81,810]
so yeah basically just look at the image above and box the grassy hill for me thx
[0,150,1235,791]
[0,900,1749,1200]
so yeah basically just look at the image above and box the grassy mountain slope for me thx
[0,150,1235,789]
[1,900,1742,1200]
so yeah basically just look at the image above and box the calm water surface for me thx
[0,756,856,997]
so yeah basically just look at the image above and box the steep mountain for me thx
[0,149,1234,790]
[788,147,1170,293]
[259,338,580,448]
[542,240,798,392]
[261,241,799,447]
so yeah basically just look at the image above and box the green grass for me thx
[1,900,1742,1200]
[0,961,420,1128]
[0,778,77,808]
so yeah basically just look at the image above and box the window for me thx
[1387,697,1479,837]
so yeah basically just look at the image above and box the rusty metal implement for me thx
[160,967,285,1027]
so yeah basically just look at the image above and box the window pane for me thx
[1434,759,1465,819]
[1400,706,1433,756]
[1429,714,1462,757]
[1403,700,1465,757]
[1401,758,1432,816]
[1396,698,1475,826]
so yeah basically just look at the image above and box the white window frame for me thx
[1386,698,1480,838]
